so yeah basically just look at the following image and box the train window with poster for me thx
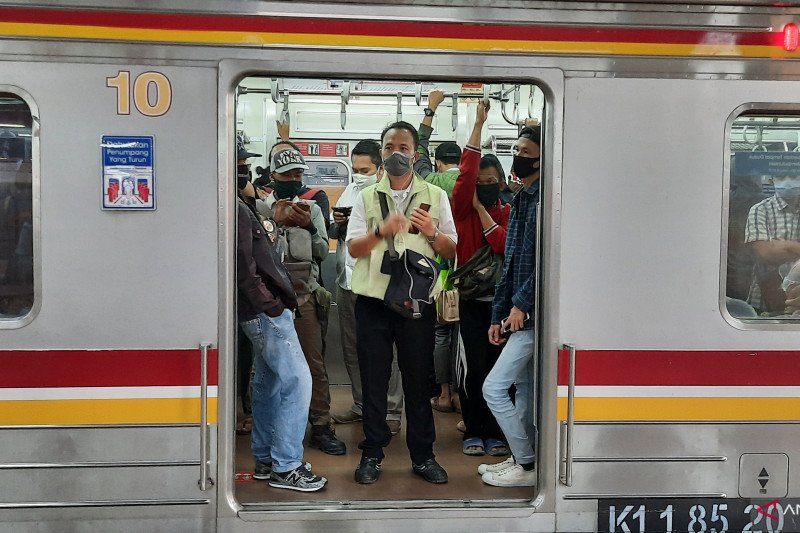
[0,91,35,326]
[234,76,544,505]
[725,112,800,322]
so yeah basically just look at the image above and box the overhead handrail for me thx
[280,90,290,126]
[500,84,519,126]
[751,126,767,152]
[396,92,403,122]
[415,82,423,107]
[241,85,519,104]
[451,92,459,132]
[340,81,351,130]
[269,79,283,103]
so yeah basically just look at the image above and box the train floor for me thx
[234,385,535,503]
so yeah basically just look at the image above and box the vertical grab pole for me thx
[562,343,576,487]
[198,342,214,491]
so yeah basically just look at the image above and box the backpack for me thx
[260,200,316,299]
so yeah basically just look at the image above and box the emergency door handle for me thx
[198,342,214,491]
[559,343,576,487]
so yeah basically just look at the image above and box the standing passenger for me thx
[416,88,460,413]
[451,101,512,457]
[347,121,457,484]
[479,125,542,487]
[329,139,405,435]
[257,143,346,456]
[236,189,327,492]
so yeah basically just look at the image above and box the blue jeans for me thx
[240,309,312,473]
[482,329,536,464]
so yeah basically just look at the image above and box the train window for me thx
[235,76,544,506]
[725,113,800,321]
[0,92,35,324]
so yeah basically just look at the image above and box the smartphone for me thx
[294,202,311,212]
[409,203,431,234]
[500,313,531,338]
[333,206,352,215]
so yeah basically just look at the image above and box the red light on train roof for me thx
[784,23,799,52]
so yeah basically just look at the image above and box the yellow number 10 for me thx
[106,71,172,117]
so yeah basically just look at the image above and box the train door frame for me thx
[216,52,564,529]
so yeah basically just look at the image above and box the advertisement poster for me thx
[101,135,155,210]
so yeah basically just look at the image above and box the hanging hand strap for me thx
[378,192,399,261]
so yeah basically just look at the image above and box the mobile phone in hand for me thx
[500,313,531,338]
[333,206,352,216]
[409,203,431,234]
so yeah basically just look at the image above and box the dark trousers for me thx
[236,324,253,416]
[458,298,504,441]
[355,295,436,464]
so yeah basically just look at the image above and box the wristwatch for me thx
[424,107,435,117]
[426,229,439,243]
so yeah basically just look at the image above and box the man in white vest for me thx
[346,121,457,485]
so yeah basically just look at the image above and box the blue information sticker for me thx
[734,151,800,177]
[101,135,155,210]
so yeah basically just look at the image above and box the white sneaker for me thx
[477,456,515,475]
[481,464,536,487]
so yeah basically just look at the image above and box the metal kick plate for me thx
[739,453,789,498]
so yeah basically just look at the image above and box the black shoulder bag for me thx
[377,192,441,319]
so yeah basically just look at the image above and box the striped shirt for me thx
[491,181,539,326]
[743,194,800,309]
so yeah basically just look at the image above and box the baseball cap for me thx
[238,146,262,161]
[272,148,310,173]
[435,141,462,161]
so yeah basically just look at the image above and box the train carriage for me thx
[2,1,800,532]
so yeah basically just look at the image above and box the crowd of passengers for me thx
[235,90,541,492]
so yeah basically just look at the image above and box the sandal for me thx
[430,396,454,413]
[463,437,485,456]
[236,416,253,435]
[485,438,510,457]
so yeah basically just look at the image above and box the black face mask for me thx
[512,155,540,181]
[476,183,500,207]
[237,164,251,190]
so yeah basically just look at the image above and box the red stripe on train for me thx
[0,7,781,47]
[0,350,219,388]
[557,350,800,386]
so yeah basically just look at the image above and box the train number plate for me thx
[598,498,800,533]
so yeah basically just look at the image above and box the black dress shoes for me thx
[355,457,382,484]
[309,426,347,455]
[412,457,448,483]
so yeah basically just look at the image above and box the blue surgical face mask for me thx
[383,151,413,177]
[774,179,800,201]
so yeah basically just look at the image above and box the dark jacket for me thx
[236,196,298,322]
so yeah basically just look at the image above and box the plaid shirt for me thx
[491,181,539,325]
[744,194,800,310]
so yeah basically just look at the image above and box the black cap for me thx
[435,142,461,162]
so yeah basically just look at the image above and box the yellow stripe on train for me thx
[0,398,218,425]
[0,22,795,58]
[556,397,800,422]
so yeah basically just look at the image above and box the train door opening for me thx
[232,76,545,506]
